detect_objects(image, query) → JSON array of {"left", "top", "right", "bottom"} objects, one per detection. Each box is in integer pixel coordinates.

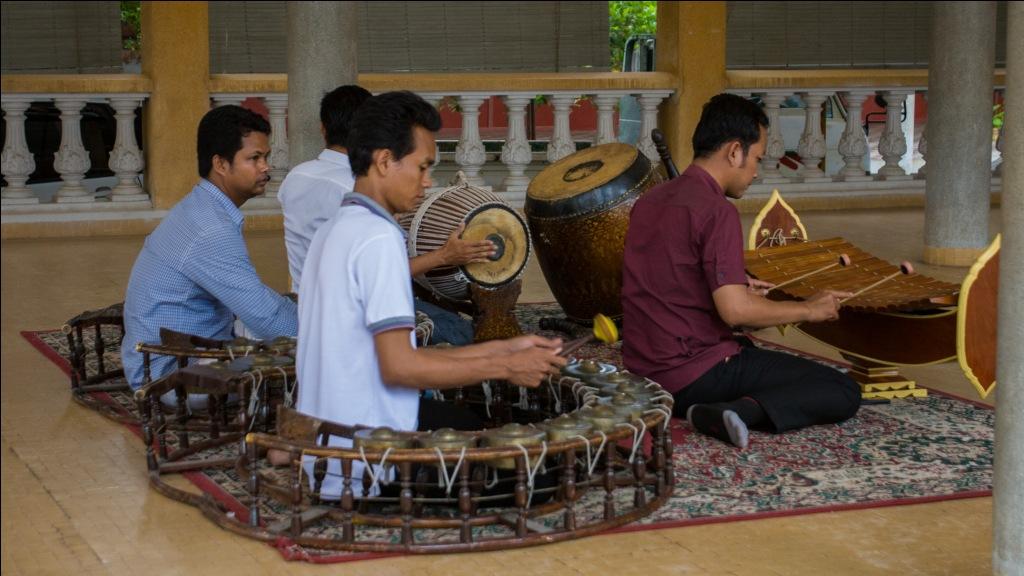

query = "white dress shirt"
[{"left": 278, "top": 148, "right": 354, "bottom": 292}]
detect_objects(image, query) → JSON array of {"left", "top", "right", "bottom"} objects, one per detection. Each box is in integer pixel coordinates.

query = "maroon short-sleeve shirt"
[{"left": 621, "top": 165, "right": 747, "bottom": 393}]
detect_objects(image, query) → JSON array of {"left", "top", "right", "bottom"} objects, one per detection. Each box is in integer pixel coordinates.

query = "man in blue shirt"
[{"left": 121, "top": 105, "right": 298, "bottom": 389}]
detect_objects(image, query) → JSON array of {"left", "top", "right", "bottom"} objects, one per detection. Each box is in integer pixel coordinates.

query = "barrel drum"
[{"left": 524, "top": 143, "right": 660, "bottom": 323}]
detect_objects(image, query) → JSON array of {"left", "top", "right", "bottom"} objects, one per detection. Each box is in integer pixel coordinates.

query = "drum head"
[
  {"left": 461, "top": 205, "right": 530, "bottom": 287},
  {"left": 527, "top": 143, "right": 638, "bottom": 202}
]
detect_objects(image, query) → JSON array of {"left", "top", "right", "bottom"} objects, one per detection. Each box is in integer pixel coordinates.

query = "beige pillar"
[
  {"left": 993, "top": 6, "right": 1024, "bottom": 575},
  {"left": 286, "top": 2, "right": 358, "bottom": 168},
  {"left": 923, "top": 2, "right": 997, "bottom": 266},
  {"left": 141, "top": 2, "right": 210, "bottom": 210},
  {"left": 655, "top": 2, "right": 727, "bottom": 165}
]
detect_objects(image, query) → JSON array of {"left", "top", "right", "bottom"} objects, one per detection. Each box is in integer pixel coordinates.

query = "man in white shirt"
[
  {"left": 279, "top": 85, "right": 492, "bottom": 345},
  {"left": 296, "top": 91, "right": 565, "bottom": 497}
]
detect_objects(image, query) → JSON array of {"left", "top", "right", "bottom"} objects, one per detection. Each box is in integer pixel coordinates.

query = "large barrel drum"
[
  {"left": 525, "top": 143, "right": 660, "bottom": 324},
  {"left": 397, "top": 177, "right": 531, "bottom": 303}
]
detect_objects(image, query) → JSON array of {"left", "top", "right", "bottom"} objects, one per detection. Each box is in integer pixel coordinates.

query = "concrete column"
[
  {"left": 993, "top": 7, "right": 1024, "bottom": 575},
  {"left": 924, "top": 2, "right": 997, "bottom": 266},
  {"left": 141, "top": 1, "right": 210, "bottom": 210},
  {"left": 655, "top": 2, "right": 727, "bottom": 164},
  {"left": 287, "top": 2, "right": 358, "bottom": 169}
]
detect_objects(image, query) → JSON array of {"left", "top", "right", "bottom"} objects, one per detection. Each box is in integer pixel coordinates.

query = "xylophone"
[{"left": 744, "top": 190, "right": 998, "bottom": 399}]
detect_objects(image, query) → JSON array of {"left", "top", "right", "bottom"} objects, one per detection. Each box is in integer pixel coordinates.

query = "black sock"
[{"left": 724, "top": 397, "right": 766, "bottom": 428}]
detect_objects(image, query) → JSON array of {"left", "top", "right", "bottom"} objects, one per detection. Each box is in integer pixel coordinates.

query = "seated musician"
[
  {"left": 121, "top": 105, "right": 298, "bottom": 390},
  {"left": 295, "top": 91, "right": 565, "bottom": 495},
  {"left": 279, "top": 84, "right": 492, "bottom": 345},
  {"left": 621, "top": 93, "right": 860, "bottom": 449}
]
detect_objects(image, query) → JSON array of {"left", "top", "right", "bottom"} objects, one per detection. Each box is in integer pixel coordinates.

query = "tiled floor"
[{"left": 1, "top": 206, "right": 1000, "bottom": 575}]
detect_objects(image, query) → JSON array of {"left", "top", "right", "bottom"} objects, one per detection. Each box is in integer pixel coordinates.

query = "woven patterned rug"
[{"left": 22, "top": 302, "right": 993, "bottom": 563}]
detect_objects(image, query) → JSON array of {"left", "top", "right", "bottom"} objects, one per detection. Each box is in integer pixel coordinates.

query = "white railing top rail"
[{"left": 726, "top": 69, "right": 1007, "bottom": 91}]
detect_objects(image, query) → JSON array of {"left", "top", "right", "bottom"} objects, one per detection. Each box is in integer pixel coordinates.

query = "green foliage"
[
  {"left": 993, "top": 103, "right": 1004, "bottom": 129},
  {"left": 609, "top": 1, "right": 657, "bottom": 72},
  {"left": 121, "top": 1, "right": 141, "bottom": 52}
]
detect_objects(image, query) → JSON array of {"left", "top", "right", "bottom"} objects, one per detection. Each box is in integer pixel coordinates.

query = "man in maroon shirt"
[{"left": 622, "top": 94, "right": 860, "bottom": 449}]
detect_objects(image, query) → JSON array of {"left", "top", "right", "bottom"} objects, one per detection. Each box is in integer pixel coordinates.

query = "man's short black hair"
[
  {"left": 197, "top": 105, "right": 271, "bottom": 178},
  {"left": 321, "top": 85, "right": 372, "bottom": 148},
  {"left": 347, "top": 91, "right": 442, "bottom": 177},
  {"left": 691, "top": 93, "right": 769, "bottom": 160}
]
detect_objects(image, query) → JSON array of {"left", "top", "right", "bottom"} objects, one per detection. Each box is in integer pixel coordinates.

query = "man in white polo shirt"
[
  {"left": 279, "top": 84, "right": 491, "bottom": 345},
  {"left": 296, "top": 91, "right": 565, "bottom": 497}
]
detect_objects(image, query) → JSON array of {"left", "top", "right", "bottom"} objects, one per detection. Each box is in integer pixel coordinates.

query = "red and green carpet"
[{"left": 22, "top": 302, "right": 993, "bottom": 563}]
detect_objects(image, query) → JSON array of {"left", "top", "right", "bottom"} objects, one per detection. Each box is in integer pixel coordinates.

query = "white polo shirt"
[
  {"left": 278, "top": 149, "right": 354, "bottom": 293},
  {"left": 296, "top": 193, "right": 419, "bottom": 498}
]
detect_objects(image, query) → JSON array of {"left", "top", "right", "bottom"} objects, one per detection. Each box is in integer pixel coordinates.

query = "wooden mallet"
[
  {"left": 767, "top": 253, "right": 852, "bottom": 294},
  {"left": 840, "top": 261, "right": 915, "bottom": 304},
  {"left": 560, "top": 313, "right": 619, "bottom": 357}
]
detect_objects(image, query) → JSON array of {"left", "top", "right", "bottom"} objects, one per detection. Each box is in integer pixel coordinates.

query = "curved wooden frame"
[
  {"left": 136, "top": 360, "right": 675, "bottom": 554},
  {"left": 957, "top": 234, "right": 1000, "bottom": 399}
]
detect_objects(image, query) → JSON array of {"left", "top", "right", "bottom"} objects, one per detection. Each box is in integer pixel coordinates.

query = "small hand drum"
[{"left": 399, "top": 175, "right": 531, "bottom": 303}]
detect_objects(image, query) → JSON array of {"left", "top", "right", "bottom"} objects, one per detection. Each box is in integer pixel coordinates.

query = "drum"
[
  {"left": 525, "top": 143, "right": 660, "bottom": 323},
  {"left": 397, "top": 176, "right": 531, "bottom": 302}
]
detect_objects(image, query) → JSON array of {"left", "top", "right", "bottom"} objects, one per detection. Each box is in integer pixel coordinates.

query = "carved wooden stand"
[{"left": 471, "top": 279, "right": 523, "bottom": 342}]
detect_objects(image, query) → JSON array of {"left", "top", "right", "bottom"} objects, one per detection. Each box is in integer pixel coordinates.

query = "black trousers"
[
  {"left": 672, "top": 340, "right": 861, "bottom": 432},
  {"left": 418, "top": 398, "right": 484, "bottom": 432}
]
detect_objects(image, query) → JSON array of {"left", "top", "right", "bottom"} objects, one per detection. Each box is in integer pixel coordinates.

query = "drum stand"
[{"left": 470, "top": 279, "right": 524, "bottom": 342}]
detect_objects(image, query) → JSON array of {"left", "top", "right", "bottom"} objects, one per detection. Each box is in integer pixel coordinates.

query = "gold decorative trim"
[{"left": 957, "top": 234, "right": 1000, "bottom": 399}]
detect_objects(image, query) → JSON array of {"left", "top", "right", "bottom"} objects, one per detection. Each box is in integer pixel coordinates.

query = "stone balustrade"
[
  {"left": 2, "top": 70, "right": 1008, "bottom": 217},
  {"left": 2, "top": 93, "right": 149, "bottom": 208},
  {"left": 727, "top": 86, "right": 1005, "bottom": 197},
  {"left": 208, "top": 88, "right": 675, "bottom": 209}
]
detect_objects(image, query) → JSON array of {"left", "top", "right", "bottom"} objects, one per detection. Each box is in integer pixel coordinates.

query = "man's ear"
[
  {"left": 371, "top": 148, "right": 393, "bottom": 176},
  {"left": 211, "top": 154, "right": 231, "bottom": 176},
  {"left": 725, "top": 140, "right": 745, "bottom": 168}
]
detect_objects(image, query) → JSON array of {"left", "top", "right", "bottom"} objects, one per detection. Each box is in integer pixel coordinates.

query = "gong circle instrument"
[
  {"left": 525, "top": 143, "right": 660, "bottom": 324},
  {"left": 218, "top": 359, "right": 674, "bottom": 554},
  {"left": 397, "top": 175, "right": 531, "bottom": 303}
]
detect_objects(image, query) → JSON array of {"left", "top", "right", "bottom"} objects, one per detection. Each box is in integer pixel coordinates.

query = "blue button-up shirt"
[{"left": 121, "top": 179, "right": 298, "bottom": 388}]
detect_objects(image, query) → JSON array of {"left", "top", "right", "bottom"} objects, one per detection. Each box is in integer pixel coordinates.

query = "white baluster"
[
  {"left": 759, "top": 92, "right": 789, "bottom": 183},
  {"left": 212, "top": 94, "right": 246, "bottom": 108},
  {"left": 53, "top": 98, "right": 93, "bottom": 203},
  {"left": 877, "top": 89, "right": 913, "bottom": 180},
  {"left": 499, "top": 95, "right": 533, "bottom": 197},
  {"left": 263, "top": 94, "right": 289, "bottom": 198},
  {"left": 107, "top": 96, "right": 148, "bottom": 202},
  {"left": 593, "top": 94, "right": 618, "bottom": 146},
  {"left": 637, "top": 93, "right": 667, "bottom": 164},
  {"left": 454, "top": 95, "right": 487, "bottom": 187},
  {"left": 546, "top": 94, "right": 576, "bottom": 163},
  {"left": 1, "top": 97, "right": 39, "bottom": 205},
  {"left": 916, "top": 124, "right": 929, "bottom": 180},
  {"left": 836, "top": 90, "right": 875, "bottom": 182},
  {"left": 796, "top": 92, "right": 830, "bottom": 182}
]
